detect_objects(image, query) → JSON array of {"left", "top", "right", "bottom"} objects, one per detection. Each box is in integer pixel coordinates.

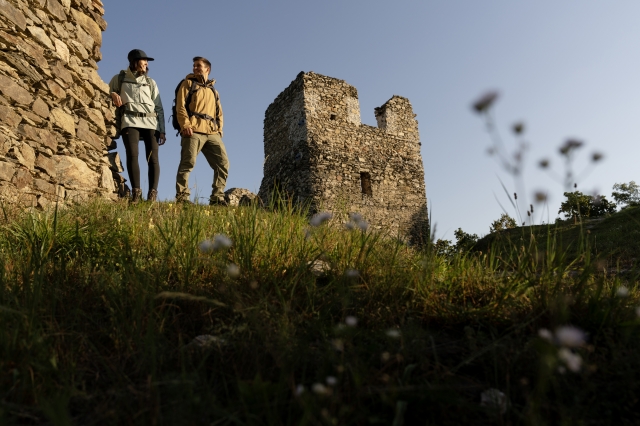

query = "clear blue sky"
[{"left": 98, "top": 0, "right": 640, "bottom": 240}]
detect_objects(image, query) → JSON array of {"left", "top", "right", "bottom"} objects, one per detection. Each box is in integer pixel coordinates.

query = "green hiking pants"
[{"left": 176, "top": 132, "right": 229, "bottom": 201}]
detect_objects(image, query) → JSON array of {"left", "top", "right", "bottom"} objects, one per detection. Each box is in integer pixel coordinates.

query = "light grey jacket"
[{"left": 108, "top": 68, "right": 165, "bottom": 134}]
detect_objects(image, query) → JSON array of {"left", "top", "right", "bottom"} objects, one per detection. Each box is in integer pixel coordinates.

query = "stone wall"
[
  {"left": 259, "top": 71, "right": 429, "bottom": 244},
  {"left": 0, "top": 0, "right": 118, "bottom": 208}
]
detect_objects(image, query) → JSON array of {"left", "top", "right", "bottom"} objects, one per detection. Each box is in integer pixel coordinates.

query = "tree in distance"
[
  {"left": 558, "top": 191, "right": 616, "bottom": 223},
  {"left": 611, "top": 181, "right": 640, "bottom": 209},
  {"left": 489, "top": 213, "right": 517, "bottom": 233}
]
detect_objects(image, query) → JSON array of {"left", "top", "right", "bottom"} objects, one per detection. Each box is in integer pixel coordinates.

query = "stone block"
[
  {"left": 50, "top": 108, "right": 76, "bottom": 136},
  {"left": 18, "top": 109, "right": 43, "bottom": 125},
  {"left": 35, "top": 154, "right": 56, "bottom": 176},
  {"left": 0, "top": 161, "right": 15, "bottom": 181},
  {"left": 70, "top": 8, "right": 101, "bottom": 46},
  {"left": 99, "top": 164, "right": 114, "bottom": 191},
  {"left": 54, "top": 155, "right": 98, "bottom": 189},
  {"left": 85, "top": 68, "right": 109, "bottom": 94},
  {"left": 51, "top": 61, "right": 73, "bottom": 85},
  {"left": 85, "top": 108, "right": 106, "bottom": 134},
  {"left": 53, "top": 38, "right": 70, "bottom": 63},
  {"left": 12, "top": 168, "right": 32, "bottom": 189},
  {"left": 46, "top": 80, "right": 66, "bottom": 99},
  {"left": 0, "top": 104, "right": 22, "bottom": 126},
  {"left": 38, "top": 128, "right": 59, "bottom": 151},
  {"left": 26, "top": 26, "right": 54, "bottom": 50},
  {"left": 0, "top": 74, "right": 34, "bottom": 105},
  {"left": 74, "top": 25, "right": 94, "bottom": 50},
  {"left": 76, "top": 118, "right": 102, "bottom": 150},
  {"left": 19, "top": 143, "right": 35, "bottom": 170},
  {"left": 31, "top": 98, "right": 50, "bottom": 118},
  {"left": 107, "top": 151, "right": 123, "bottom": 172},
  {"left": 0, "top": 0, "right": 27, "bottom": 31},
  {"left": 34, "top": 178, "right": 55, "bottom": 194},
  {"left": 46, "top": 0, "right": 67, "bottom": 21},
  {"left": 0, "top": 133, "right": 10, "bottom": 156},
  {"left": 70, "top": 40, "right": 89, "bottom": 60}
]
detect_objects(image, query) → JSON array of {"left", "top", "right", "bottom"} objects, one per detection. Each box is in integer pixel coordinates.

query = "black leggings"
[{"left": 122, "top": 127, "right": 159, "bottom": 191}]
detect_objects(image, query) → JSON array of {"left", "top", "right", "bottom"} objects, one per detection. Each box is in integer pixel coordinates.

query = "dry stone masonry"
[
  {"left": 0, "top": 0, "right": 122, "bottom": 208},
  {"left": 259, "top": 72, "right": 429, "bottom": 244}
]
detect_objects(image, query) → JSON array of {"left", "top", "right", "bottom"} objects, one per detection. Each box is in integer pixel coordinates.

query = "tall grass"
[{"left": 0, "top": 199, "right": 638, "bottom": 425}]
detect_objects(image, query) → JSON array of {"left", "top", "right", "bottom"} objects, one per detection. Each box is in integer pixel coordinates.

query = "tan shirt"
[{"left": 176, "top": 73, "right": 223, "bottom": 136}]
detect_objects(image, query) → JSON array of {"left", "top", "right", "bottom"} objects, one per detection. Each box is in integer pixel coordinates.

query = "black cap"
[{"left": 127, "top": 49, "right": 154, "bottom": 62}]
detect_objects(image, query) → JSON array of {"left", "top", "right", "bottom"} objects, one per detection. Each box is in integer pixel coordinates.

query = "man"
[{"left": 175, "top": 56, "right": 229, "bottom": 205}]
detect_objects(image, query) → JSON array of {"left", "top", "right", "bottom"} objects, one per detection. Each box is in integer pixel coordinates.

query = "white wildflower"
[
  {"left": 212, "top": 234, "right": 233, "bottom": 250},
  {"left": 558, "top": 348, "right": 582, "bottom": 372},
  {"left": 386, "top": 329, "right": 401, "bottom": 339},
  {"left": 555, "top": 326, "right": 586, "bottom": 348},
  {"left": 331, "top": 339, "right": 344, "bottom": 352},
  {"left": 349, "top": 213, "right": 363, "bottom": 222},
  {"left": 198, "top": 240, "right": 214, "bottom": 253},
  {"left": 345, "top": 268, "right": 359, "bottom": 278},
  {"left": 310, "top": 212, "right": 332, "bottom": 227},
  {"left": 326, "top": 376, "right": 338, "bottom": 386},
  {"left": 295, "top": 384, "right": 305, "bottom": 396},
  {"left": 480, "top": 388, "right": 508, "bottom": 415},
  {"left": 616, "top": 286, "right": 629, "bottom": 297},
  {"left": 345, "top": 316, "right": 358, "bottom": 327},
  {"left": 538, "top": 328, "right": 553, "bottom": 342},
  {"left": 312, "top": 383, "right": 329, "bottom": 395},
  {"left": 347, "top": 212, "right": 368, "bottom": 231},
  {"left": 226, "top": 263, "right": 240, "bottom": 278},
  {"left": 189, "top": 335, "right": 226, "bottom": 348}
]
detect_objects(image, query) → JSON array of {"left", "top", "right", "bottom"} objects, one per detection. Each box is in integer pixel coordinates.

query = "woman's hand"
[
  {"left": 111, "top": 92, "right": 123, "bottom": 107},
  {"left": 158, "top": 133, "right": 166, "bottom": 145}
]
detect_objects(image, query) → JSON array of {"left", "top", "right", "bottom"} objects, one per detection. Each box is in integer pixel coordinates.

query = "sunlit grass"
[{"left": 0, "top": 199, "right": 638, "bottom": 424}]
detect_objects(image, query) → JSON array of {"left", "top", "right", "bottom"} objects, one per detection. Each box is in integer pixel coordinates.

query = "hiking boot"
[
  {"left": 131, "top": 188, "right": 143, "bottom": 203},
  {"left": 209, "top": 197, "right": 228, "bottom": 207},
  {"left": 147, "top": 189, "right": 158, "bottom": 202},
  {"left": 176, "top": 193, "right": 193, "bottom": 204}
]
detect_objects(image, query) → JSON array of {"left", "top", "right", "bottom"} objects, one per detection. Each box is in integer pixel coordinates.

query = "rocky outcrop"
[
  {"left": 224, "top": 187, "right": 258, "bottom": 206},
  {"left": 0, "top": 0, "right": 119, "bottom": 208}
]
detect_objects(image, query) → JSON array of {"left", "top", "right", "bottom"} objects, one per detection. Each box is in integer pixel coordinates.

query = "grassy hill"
[
  {"left": 0, "top": 200, "right": 638, "bottom": 425},
  {"left": 475, "top": 206, "right": 640, "bottom": 275}
]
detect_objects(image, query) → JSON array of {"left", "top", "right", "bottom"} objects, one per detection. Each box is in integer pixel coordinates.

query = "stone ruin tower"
[
  {"left": 259, "top": 71, "right": 429, "bottom": 244},
  {"left": 0, "top": 0, "right": 123, "bottom": 208}
]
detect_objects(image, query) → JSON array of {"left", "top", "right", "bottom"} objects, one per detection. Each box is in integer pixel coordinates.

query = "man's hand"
[
  {"left": 181, "top": 128, "right": 194, "bottom": 137},
  {"left": 111, "top": 92, "right": 123, "bottom": 107},
  {"left": 158, "top": 133, "right": 166, "bottom": 145}
]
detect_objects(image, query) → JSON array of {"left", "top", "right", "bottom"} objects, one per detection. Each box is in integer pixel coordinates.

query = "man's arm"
[
  {"left": 176, "top": 79, "right": 192, "bottom": 136},
  {"left": 215, "top": 89, "right": 223, "bottom": 137},
  {"left": 151, "top": 80, "right": 165, "bottom": 134}
]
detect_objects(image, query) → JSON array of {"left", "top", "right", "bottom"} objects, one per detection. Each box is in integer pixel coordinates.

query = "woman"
[{"left": 109, "top": 49, "right": 166, "bottom": 202}]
